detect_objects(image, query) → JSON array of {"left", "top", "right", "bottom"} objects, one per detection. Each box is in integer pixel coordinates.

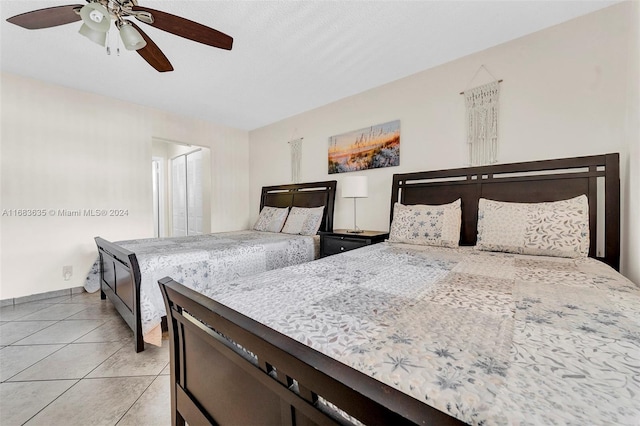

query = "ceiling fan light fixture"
[
  {"left": 78, "top": 23, "right": 107, "bottom": 46},
  {"left": 133, "top": 11, "right": 154, "bottom": 25},
  {"left": 7, "top": 1, "right": 232, "bottom": 72},
  {"left": 80, "top": 3, "right": 110, "bottom": 32},
  {"left": 119, "top": 21, "right": 147, "bottom": 51}
]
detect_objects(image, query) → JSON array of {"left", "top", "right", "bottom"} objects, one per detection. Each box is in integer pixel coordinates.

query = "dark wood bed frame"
[
  {"left": 95, "top": 180, "right": 337, "bottom": 352},
  {"left": 390, "top": 152, "right": 620, "bottom": 270},
  {"left": 159, "top": 153, "right": 620, "bottom": 425}
]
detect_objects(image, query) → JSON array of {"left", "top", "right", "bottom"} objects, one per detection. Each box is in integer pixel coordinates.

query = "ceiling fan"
[{"left": 6, "top": 0, "right": 233, "bottom": 72}]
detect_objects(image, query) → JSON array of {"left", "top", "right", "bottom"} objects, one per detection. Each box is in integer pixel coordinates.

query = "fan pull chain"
[{"left": 104, "top": 30, "right": 121, "bottom": 57}]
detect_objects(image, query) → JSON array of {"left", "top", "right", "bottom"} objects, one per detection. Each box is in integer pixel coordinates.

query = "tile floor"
[{"left": 0, "top": 291, "right": 170, "bottom": 425}]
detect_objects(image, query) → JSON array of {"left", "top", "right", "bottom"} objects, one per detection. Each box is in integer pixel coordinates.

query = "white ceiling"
[{"left": 1, "top": 0, "right": 620, "bottom": 131}]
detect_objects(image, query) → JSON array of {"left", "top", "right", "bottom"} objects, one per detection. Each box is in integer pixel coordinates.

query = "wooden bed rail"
[
  {"left": 95, "top": 236, "right": 144, "bottom": 352},
  {"left": 159, "top": 277, "right": 464, "bottom": 426}
]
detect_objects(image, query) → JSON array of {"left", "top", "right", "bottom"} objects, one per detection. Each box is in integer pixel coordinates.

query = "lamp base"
[{"left": 346, "top": 229, "right": 364, "bottom": 234}]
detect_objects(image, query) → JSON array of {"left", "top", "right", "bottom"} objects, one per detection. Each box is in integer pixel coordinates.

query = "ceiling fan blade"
[
  {"left": 6, "top": 5, "right": 83, "bottom": 30},
  {"left": 131, "top": 6, "right": 233, "bottom": 50},
  {"left": 131, "top": 22, "right": 174, "bottom": 72}
]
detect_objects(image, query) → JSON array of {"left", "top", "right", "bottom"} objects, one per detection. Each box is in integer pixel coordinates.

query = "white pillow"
[
  {"left": 253, "top": 206, "right": 289, "bottom": 233},
  {"left": 388, "top": 200, "right": 461, "bottom": 248},
  {"left": 281, "top": 206, "right": 325, "bottom": 235},
  {"left": 476, "top": 195, "right": 589, "bottom": 258}
]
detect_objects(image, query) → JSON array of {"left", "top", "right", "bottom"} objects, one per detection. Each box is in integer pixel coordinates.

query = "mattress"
[
  {"left": 85, "top": 230, "right": 319, "bottom": 343},
  {"left": 197, "top": 242, "right": 640, "bottom": 425}
]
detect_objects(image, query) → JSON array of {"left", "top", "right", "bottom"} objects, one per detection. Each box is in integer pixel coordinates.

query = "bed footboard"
[
  {"left": 95, "top": 237, "right": 144, "bottom": 352},
  {"left": 159, "top": 277, "right": 464, "bottom": 426}
]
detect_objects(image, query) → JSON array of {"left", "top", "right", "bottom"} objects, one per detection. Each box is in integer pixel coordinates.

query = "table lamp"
[{"left": 342, "top": 175, "right": 368, "bottom": 233}]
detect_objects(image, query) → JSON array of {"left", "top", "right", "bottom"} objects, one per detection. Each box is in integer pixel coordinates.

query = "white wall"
[
  {"left": 0, "top": 73, "right": 250, "bottom": 299},
  {"left": 249, "top": 3, "right": 639, "bottom": 283},
  {"left": 623, "top": 1, "right": 640, "bottom": 285}
]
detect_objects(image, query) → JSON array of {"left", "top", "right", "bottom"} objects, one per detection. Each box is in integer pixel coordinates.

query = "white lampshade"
[
  {"left": 78, "top": 23, "right": 107, "bottom": 46},
  {"left": 119, "top": 22, "right": 147, "bottom": 51},
  {"left": 342, "top": 176, "right": 368, "bottom": 198},
  {"left": 80, "top": 3, "right": 111, "bottom": 32}
]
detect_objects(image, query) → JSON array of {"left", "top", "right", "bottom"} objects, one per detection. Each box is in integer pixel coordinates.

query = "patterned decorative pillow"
[
  {"left": 388, "top": 200, "right": 461, "bottom": 248},
  {"left": 253, "top": 206, "right": 289, "bottom": 233},
  {"left": 281, "top": 206, "right": 325, "bottom": 235},
  {"left": 476, "top": 195, "right": 589, "bottom": 258}
]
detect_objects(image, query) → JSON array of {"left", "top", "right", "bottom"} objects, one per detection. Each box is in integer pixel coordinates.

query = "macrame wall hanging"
[
  {"left": 460, "top": 66, "right": 502, "bottom": 166},
  {"left": 288, "top": 137, "right": 303, "bottom": 184}
]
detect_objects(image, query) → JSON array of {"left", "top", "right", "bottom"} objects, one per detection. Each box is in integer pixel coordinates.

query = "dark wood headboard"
[
  {"left": 260, "top": 180, "right": 337, "bottom": 233},
  {"left": 390, "top": 153, "right": 620, "bottom": 270}
]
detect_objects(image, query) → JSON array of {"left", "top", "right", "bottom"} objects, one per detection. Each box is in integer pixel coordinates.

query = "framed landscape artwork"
[{"left": 328, "top": 120, "right": 400, "bottom": 174}]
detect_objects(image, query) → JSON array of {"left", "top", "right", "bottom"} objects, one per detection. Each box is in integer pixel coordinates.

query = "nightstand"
[{"left": 319, "top": 229, "right": 389, "bottom": 258}]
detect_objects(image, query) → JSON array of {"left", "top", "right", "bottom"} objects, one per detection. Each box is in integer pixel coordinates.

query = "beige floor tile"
[
  {"left": 88, "top": 340, "right": 170, "bottom": 378},
  {"left": 18, "top": 303, "right": 94, "bottom": 321},
  {"left": 0, "top": 344, "right": 65, "bottom": 382},
  {"left": 1, "top": 291, "right": 175, "bottom": 426},
  {"left": 57, "top": 292, "right": 100, "bottom": 304},
  {"left": 0, "top": 320, "right": 57, "bottom": 345},
  {"left": 160, "top": 362, "right": 170, "bottom": 375},
  {"left": 13, "top": 319, "right": 105, "bottom": 345},
  {"left": 118, "top": 375, "right": 171, "bottom": 426},
  {"left": 30, "top": 295, "right": 74, "bottom": 304},
  {"left": 66, "top": 302, "right": 120, "bottom": 320},
  {"left": 0, "top": 303, "right": 51, "bottom": 321},
  {"left": 0, "top": 380, "right": 77, "bottom": 425},
  {"left": 74, "top": 318, "right": 134, "bottom": 344},
  {"left": 9, "top": 342, "right": 123, "bottom": 381},
  {"left": 25, "top": 376, "right": 154, "bottom": 426}
]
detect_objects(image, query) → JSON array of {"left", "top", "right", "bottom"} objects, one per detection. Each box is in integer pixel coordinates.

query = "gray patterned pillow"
[
  {"left": 281, "top": 206, "right": 325, "bottom": 235},
  {"left": 389, "top": 200, "right": 461, "bottom": 248},
  {"left": 476, "top": 195, "right": 589, "bottom": 258},
  {"left": 253, "top": 206, "right": 289, "bottom": 233}
]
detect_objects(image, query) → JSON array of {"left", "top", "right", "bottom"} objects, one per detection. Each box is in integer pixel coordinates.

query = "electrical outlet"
[{"left": 63, "top": 265, "right": 73, "bottom": 281}]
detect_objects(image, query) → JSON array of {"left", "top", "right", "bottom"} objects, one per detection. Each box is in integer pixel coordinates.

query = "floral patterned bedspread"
[
  {"left": 85, "top": 230, "right": 318, "bottom": 340},
  {"left": 199, "top": 242, "right": 640, "bottom": 425}
]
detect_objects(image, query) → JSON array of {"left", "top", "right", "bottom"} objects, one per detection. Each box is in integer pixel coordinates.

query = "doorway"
[
  {"left": 152, "top": 138, "right": 211, "bottom": 237},
  {"left": 171, "top": 149, "right": 203, "bottom": 236}
]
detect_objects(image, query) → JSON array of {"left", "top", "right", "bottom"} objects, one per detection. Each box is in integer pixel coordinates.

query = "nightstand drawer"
[
  {"left": 323, "top": 236, "right": 367, "bottom": 255},
  {"left": 319, "top": 230, "right": 389, "bottom": 258}
]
